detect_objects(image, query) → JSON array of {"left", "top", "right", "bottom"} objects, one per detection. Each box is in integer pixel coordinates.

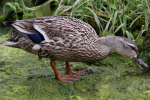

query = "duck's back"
[{"left": 4, "top": 16, "right": 98, "bottom": 42}]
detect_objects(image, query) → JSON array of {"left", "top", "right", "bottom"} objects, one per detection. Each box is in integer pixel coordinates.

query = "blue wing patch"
[{"left": 27, "top": 33, "right": 43, "bottom": 44}]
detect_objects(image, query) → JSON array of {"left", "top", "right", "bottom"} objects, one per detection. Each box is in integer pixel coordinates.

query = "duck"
[{"left": 0, "top": 16, "right": 148, "bottom": 83}]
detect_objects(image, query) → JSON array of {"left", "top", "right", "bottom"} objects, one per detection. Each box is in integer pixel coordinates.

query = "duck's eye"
[
  {"left": 131, "top": 46, "right": 136, "bottom": 50},
  {"left": 127, "top": 42, "right": 137, "bottom": 51}
]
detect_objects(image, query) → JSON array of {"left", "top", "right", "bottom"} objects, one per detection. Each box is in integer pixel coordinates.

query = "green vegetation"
[
  {"left": 0, "top": 0, "right": 150, "bottom": 99},
  {"left": 53, "top": 0, "right": 150, "bottom": 40}
]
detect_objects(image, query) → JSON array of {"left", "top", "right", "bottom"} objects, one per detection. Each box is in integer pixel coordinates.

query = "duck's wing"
[
  {"left": 33, "top": 16, "right": 98, "bottom": 40},
  {"left": 3, "top": 16, "right": 98, "bottom": 42}
]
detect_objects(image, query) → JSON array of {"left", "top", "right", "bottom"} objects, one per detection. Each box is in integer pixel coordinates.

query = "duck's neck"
[
  {"left": 104, "top": 36, "right": 124, "bottom": 54},
  {"left": 91, "top": 36, "right": 113, "bottom": 60},
  {"left": 95, "top": 36, "right": 123, "bottom": 57}
]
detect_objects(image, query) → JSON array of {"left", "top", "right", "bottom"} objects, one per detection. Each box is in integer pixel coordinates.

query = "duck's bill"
[{"left": 133, "top": 57, "right": 148, "bottom": 70}]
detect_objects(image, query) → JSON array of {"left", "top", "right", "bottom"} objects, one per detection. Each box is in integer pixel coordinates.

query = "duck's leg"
[
  {"left": 65, "top": 62, "right": 88, "bottom": 75},
  {"left": 50, "top": 61, "right": 80, "bottom": 83}
]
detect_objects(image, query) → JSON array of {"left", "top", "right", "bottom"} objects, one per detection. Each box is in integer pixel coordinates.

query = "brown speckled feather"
[
  {"left": 4, "top": 16, "right": 109, "bottom": 62},
  {"left": 8, "top": 16, "right": 98, "bottom": 41}
]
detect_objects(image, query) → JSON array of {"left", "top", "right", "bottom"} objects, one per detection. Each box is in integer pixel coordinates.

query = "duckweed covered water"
[{"left": 0, "top": 35, "right": 150, "bottom": 100}]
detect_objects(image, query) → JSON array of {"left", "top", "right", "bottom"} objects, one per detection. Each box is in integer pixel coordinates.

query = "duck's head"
[{"left": 106, "top": 36, "right": 148, "bottom": 70}]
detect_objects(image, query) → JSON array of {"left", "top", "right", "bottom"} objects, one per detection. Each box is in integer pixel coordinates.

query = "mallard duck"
[{"left": 0, "top": 16, "right": 148, "bottom": 83}]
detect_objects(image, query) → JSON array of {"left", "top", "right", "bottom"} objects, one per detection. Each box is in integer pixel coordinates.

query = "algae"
[{"left": 0, "top": 34, "right": 150, "bottom": 100}]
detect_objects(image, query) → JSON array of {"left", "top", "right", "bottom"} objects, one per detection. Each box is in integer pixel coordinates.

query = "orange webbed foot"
[
  {"left": 50, "top": 61, "right": 81, "bottom": 83},
  {"left": 65, "top": 62, "right": 88, "bottom": 75},
  {"left": 56, "top": 75, "right": 81, "bottom": 83}
]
